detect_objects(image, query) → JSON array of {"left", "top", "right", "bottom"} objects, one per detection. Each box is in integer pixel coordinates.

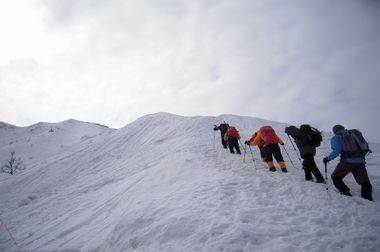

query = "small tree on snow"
[{"left": 2, "top": 151, "right": 25, "bottom": 175}]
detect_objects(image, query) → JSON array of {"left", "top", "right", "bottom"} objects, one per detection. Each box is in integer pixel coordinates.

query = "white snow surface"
[{"left": 0, "top": 113, "right": 379, "bottom": 252}]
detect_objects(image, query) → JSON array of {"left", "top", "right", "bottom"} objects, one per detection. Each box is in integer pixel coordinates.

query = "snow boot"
[
  {"left": 316, "top": 179, "right": 326, "bottom": 184},
  {"left": 361, "top": 182, "right": 373, "bottom": 201}
]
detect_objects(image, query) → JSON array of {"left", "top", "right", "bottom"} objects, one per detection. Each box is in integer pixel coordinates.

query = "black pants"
[
  {"left": 302, "top": 154, "right": 324, "bottom": 181},
  {"left": 263, "top": 144, "right": 283, "bottom": 162},
  {"left": 331, "top": 161, "right": 372, "bottom": 200},
  {"left": 228, "top": 137, "right": 241, "bottom": 154}
]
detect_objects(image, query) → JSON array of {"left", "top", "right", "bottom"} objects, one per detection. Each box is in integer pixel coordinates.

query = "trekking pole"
[
  {"left": 286, "top": 134, "right": 302, "bottom": 164},
  {"left": 324, "top": 162, "right": 331, "bottom": 201},
  {"left": 238, "top": 139, "right": 244, "bottom": 151},
  {"left": 281, "top": 145, "right": 297, "bottom": 170},
  {"left": 213, "top": 130, "right": 215, "bottom": 150},
  {"left": 248, "top": 145, "right": 257, "bottom": 170},
  {"left": 243, "top": 143, "right": 247, "bottom": 162},
  {"left": 324, "top": 163, "right": 329, "bottom": 192}
]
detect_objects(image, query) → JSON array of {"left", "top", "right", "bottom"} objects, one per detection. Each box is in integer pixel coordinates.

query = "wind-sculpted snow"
[{"left": 0, "top": 113, "right": 379, "bottom": 252}]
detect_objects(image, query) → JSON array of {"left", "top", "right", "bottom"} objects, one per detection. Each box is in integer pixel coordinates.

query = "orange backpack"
[{"left": 259, "top": 126, "right": 278, "bottom": 144}]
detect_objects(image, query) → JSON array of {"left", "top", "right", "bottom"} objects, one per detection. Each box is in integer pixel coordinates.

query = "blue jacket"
[{"left": 328, "top": 129, "right": 365, "bottom": 164}]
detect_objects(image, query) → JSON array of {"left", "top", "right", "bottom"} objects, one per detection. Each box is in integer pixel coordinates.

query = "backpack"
[
  {"left": 340, "top": 129, "right": 370, "bottom": 158},
  {"left": 259, "top": 126, "right": 278, "bottom": 144},
  {"left": 227, "top": 126, "right": 240, "bottom": 139},
  {"left": 300, "top": 124, "right": 322, "bottom": 147}
]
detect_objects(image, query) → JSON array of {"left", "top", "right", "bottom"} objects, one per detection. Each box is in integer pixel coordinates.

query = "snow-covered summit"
[{"left": 0, "top": 113, "right": 379, "bottom": 252}]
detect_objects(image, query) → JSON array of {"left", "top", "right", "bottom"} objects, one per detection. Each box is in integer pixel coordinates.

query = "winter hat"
[{"left": 332, "top": 124, "right": 345, "bottom": 134}]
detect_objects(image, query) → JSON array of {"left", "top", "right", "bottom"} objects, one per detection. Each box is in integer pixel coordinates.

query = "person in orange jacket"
[{"left": 245, "top": 126, "right": 288, "bottom": 172}]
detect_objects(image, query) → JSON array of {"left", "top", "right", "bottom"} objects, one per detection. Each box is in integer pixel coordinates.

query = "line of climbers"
[{"left": 213, "top": 122, "right": 373, "bottom": 201}]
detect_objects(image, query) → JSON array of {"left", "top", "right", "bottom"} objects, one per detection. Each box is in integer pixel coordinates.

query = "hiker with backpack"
[
  {"left": 323, "top": 125, "right": 373, "bottom": 201},
  {"left": 224, "top": 126, "right": 241, "bottom": 154},
  {"left": 213, "top": 122, "right": 229, "bottom": 149},
  {"left": 245, "top": 126, "right": 288, "bottom": 172},
  {"left": 285, "top": 125, "right": 325, "bottom": 183}
]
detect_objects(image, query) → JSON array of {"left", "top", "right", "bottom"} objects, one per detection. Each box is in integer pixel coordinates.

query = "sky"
[{"left": 0, "top": 0, "right": 380, "bottom": 142}]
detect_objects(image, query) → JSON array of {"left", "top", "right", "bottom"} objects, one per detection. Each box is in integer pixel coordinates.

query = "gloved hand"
[
  {"left": 280, "top": 143, "right": 284, "bottom": 146},
  {"left": 284, "top": 127, "right": 290, "bottom": 134},
  {"left": 323, "top": 157, "right": 329, "bottom": 164},
  {"left": 213, "top": 127, "right": 218, "bottom": 131},
  {"left": 244, "top": 140, "right": 250, "bottom": 145}
]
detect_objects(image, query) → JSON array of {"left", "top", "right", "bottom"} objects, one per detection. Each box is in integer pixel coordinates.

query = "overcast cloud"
[{"left": 0, "top": 0, "right": 380, "bottom": 141}]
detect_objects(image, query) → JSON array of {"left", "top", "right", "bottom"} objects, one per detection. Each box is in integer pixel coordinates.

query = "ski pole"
[
  {"left": 248, "top": 145, "right": 257, "bottom": 170},
  {"left": 324, "top": 162, "right": 330, "bottom": 201},
  {"left": 324, "top": 163, "right": 329, "bottom": 192},
  {"left": 287, "top": 134, "right": 302, "bottom": 163},
  {"left": 281, "top": 145, "right": 297, "bottom": 170},
  {"left": 238, "top": 139, "right": 244, "bottom": 151},
  {"left": 213, "top": 130, "right": 215, "bottom": 150},
  {"left": 243, "top": 142, "right": 247, "bottom": 162}
]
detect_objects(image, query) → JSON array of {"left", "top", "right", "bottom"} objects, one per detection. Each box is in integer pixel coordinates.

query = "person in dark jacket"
[
  {"left": 285, "top": 125, "right": 325, "bottom": 183},
  {"left": 323, "top": 125, "right": 373, "bottom": 201},
  {"left": 213, "top": 122, "right": 229, "bottom": 149}
]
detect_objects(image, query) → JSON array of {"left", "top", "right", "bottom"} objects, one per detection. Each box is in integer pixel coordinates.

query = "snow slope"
[
  {"left": 0, "top": 119, "right": 115, "bottom": 169},
  {"left": 0, "top": 113, "right": 379, "bottom": 252}
]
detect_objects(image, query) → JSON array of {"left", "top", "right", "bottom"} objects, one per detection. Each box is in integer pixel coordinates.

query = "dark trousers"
[
  {"left": 331, "top": 161, "right": 372, "bottom": 200},
  {"left": 228, "top": 137, "right": 241, "bottom": 154},
  {"left": 263, "top": 144, "right": 283, "bottom": 162},
  {"left": 302, "top": 154, "right": 324, "bottom": 181}
]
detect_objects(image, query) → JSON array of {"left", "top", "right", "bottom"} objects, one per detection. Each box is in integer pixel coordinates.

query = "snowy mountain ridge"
[{"left": 0, "top": 113, "right": 379, "bottom": 252}]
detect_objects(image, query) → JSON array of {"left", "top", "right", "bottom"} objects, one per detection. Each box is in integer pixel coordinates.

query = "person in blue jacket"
[{"left": 323, "top": 125, "right": 372, "bottom": 201}]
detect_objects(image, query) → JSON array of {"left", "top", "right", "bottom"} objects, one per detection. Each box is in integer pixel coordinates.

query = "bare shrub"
[{"left": 2, "top": 151, "right": 25, "bottom": 175}]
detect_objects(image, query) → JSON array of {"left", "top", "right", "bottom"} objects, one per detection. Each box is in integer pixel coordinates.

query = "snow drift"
[{"left": 0, "top": 113, "right": 379, "bottom": 252}]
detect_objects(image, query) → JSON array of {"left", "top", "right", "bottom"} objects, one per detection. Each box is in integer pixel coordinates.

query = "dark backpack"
[
  {"left": 300, "top": 124, "right": 322, "bottom": 147},
  {"left": 341, "top": 129, "right": 370, "bottom": 158}
]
